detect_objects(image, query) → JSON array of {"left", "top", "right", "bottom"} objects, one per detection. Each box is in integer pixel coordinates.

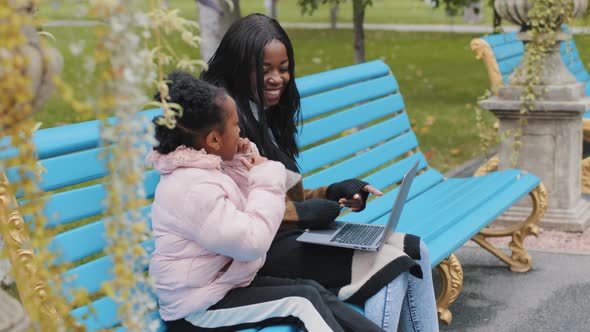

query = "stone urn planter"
[
  {"left": 494, "top": 0, "right": 587, "bottom": 28},
  {"left": 479, "top": 0, "right": 590, "bottom": 231},
  {"left": 494, "top": 0, "right": 588, "bottom": 87},
  {"left": 0, "top": 0, "right": 63, "bottom": 132}
]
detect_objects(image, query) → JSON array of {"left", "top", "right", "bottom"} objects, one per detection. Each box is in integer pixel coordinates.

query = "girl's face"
[
  {"left": 256, "top": 39, "right": 291, "bottom": 107},
  {"left": 217, "top": 96, "right": 241, "bottom": 161}
]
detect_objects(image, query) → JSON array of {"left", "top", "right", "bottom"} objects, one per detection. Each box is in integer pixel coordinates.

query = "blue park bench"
[{"left": 0, "top": 60, "right": 547, "bottom": 331}]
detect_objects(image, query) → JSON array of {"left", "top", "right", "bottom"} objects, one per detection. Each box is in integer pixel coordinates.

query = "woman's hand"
[
  {"left": 337, "top": 185, "right": 383, "bottom": 212},
  {"left": 240, "top": 154, "right": 267, "bottom": 170}
]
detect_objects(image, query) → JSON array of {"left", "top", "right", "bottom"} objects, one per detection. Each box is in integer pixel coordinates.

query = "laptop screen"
[{"left": 379, "top": 160, "right": 419, "bottom": 249}]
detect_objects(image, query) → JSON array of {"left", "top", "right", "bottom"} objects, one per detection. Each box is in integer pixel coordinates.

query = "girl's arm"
[
  {"left": 222, "top": 141, "right": 260, "bottom": 194},
  {"left": 181, "top": 161, "right": 286, "bottom": 262}
]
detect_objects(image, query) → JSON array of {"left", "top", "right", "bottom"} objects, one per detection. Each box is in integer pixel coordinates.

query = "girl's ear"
[{"left": 205, "top": 130, "right": 222, "bottom": 153}]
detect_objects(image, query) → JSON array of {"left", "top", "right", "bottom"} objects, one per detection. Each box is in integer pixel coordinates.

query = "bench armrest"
[{"left": 471, "top": 38, "right": 504, "bottom": 95}]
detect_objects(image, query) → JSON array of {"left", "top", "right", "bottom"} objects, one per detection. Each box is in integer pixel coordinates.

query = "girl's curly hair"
[{"left": 153, "top": 71, "right": 229, "bottom": 154}]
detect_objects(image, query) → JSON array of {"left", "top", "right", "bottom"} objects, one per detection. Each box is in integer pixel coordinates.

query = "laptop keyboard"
[{"left": 330, "top": 223, "right": 384, "bottom": 246}]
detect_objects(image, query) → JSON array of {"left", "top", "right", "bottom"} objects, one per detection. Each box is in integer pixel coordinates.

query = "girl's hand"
[
  {"left": 237, "top": 138, "right": 252, "bottom": 154},
  {"left": 338, "top": 185, "right": 383, "bottom": 212},
  {"left": 240, "top": 154, "right": 268, "bottom": 170}
]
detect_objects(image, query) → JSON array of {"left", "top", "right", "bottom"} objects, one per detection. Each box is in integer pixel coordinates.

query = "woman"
[{"left": 202, "top": 13, "right": 439, "bottom": 332}]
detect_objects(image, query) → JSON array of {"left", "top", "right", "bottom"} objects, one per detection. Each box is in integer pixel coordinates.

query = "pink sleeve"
[
  {"left": 222, "top": 142, "right": 261, "bottom": 195},
  {"left": 182, "top": 161, "right": 286, "bottom": 262}
]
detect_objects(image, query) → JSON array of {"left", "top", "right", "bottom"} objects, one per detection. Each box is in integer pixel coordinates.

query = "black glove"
[
  {"left": 293, "top": 198, "right": 341, "bottom": 229},
  {"left": 326, "top": 179, "right": 370, "bottom": 211}
]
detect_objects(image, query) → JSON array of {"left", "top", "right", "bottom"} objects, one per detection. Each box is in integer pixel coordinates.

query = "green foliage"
[
  {"left": 298, "top": 0, "right": 372, "bottom": 15},
  {"left": 429, "top": 0, "right": 482, "bottom": 16}
]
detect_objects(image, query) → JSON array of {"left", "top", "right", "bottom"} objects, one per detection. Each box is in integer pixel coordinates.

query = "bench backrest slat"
[
  {"left": 42, "top": 170, "right": 158, "bottom": 228},
  {"left": 48, "top": 206, "right": 152, "bottom": 264},
  {"left": 297, "top": 60, "right": 391, "bottom": 97},
  {"left": 300, "top": 75, "right": 398, "bottom": 121},
  {"left": 297, "top": 113, "right": 412, "bottom": 174},
  {"left": 303, "top": 132, "right": 420, "bottom": 188},
  {"left": 296, "top": 94, "right": 405, "bottom": 147},
  {"left": 61, "top": 241, "right": 153, "bottom": 300}
]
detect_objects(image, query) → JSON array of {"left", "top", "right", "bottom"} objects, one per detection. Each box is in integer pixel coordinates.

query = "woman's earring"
[{"left": 215, "top": 145, "right": 220, "bottom": 151}]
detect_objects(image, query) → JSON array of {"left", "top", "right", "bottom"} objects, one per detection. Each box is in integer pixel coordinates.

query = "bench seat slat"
[
  {"left": 296, "top": 60, "right": 391, "bottom": 98},
  {"left": 297, "top": 113, "right": 411, "bottom": 174},
  {"left": 297, "top": 94, "right": 405, "bottom": 148},
  {"left": 42, "top": 170, "right": 158, "bottom": 227},
  {"left": 112, "top": 311, "right": 165, "bottom": 332},
  {"left": 393, "top": 172, "right": 509, "bottom": 225},
  {"left": 396, "top": 171, "right": 536, "bottom": 239},
  {"left": 397, "top": 172, "right": 524, "bottom": 239},
  {"left": 341, "top": 168, "right": 443, "bottom": 224},
  {"left": 357, "top": 171, "right": 509, "bottom": 228},
  {"left": 49, "top": 205, "right": 152, "bottom": 264},
  {"left": 302, "top": 132, "right": 420, "bottom": 188},
  {"left": 300, "top": 75, "right": 398, "bottom": 121},
  {"left": 413, "top": 173, "right": 541, "bottom": 265},
  {"left": 70, "top": 285, "right": 158, "bottom": 331},
  {"left": 70, "top": 296, "right": 120, "bottom": 330}
]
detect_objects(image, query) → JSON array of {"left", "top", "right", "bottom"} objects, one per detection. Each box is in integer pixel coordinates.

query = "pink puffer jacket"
[{"left": 147, "top": 146, "right": 287, "bottom": 321}]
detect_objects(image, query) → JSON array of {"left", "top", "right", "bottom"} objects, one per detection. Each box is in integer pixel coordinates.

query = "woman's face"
[{"left": 255, "top": 39, "right": 291, "bottom": 107}]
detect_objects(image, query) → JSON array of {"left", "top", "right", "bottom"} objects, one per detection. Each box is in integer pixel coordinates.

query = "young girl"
[
  {"left": 202, "top": 14, "right": 440, "bottom": 332},
  {"left": 148, "top": 71, "right": 385, "bottom": 331}
]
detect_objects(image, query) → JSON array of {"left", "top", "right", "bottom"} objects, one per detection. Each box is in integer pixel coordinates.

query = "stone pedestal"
[
  {"left": 0, "top": 288, "right": 30, "bottom": 332},
  {"left": 480, "top": 68, "right": 590, "bottom": 231}
]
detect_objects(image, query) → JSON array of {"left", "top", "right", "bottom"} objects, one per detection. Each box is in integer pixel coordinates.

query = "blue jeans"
[{"left": 364, "top": 240, "right": 439, "bottom": 332}]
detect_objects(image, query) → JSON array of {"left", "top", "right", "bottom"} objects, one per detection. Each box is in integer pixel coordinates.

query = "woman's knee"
[
  {"left": 296, "top": 278, "right": 324, "bottom": 290},
  {"left": 419, "top": 239, "right": 430, "bottom": 261},
  {"left": 292, "top": 284, "right": 322, "bottom": 301}
]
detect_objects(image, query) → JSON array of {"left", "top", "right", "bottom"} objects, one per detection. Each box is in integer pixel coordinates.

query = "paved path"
[
  {"left": 438, "top": 246, "right": 590, "bottom": 331},
  {"left": 46, "top": 20, "right": 590, "bottom": 34}
]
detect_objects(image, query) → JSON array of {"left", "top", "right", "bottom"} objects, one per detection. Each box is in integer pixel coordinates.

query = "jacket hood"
[{"left": 146, "top": 146, "right": 222, "bottom": 174}]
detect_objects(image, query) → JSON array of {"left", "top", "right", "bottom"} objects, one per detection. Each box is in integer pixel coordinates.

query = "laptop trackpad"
[{"left": 299, "top": 222, "right": 343, "bottom": 239}]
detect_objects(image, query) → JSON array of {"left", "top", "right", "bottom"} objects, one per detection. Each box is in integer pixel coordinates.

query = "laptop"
[{"left": 296, "top": 160, "right": 419, "bottom": 251}]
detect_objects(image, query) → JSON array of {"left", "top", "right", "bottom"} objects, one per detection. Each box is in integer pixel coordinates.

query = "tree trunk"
[
  {"left": 330, "top": 3, "right": 339, "bottom": 30},
  {"left": 352, "top": 0, "right": 365, "bottom": 64},
  {"left": 264, "top": 0, "right": 278, "bottom": 18},
  {"left": 197, "top": 0, "right": 241, "bottom": 63},
  {"left": 463, "top": 0, "right": 482, "bottom": 23}
]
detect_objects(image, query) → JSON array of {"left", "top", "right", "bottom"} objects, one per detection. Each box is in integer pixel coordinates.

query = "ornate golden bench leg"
[
  {"left": 471, "top": 183, "right": 548, "bottom": 273},
  {"left": 435, "top": 254, "right": 463, "bottom": 325},
  {"left": 0, "top": 171, "right": 59, "bottom": 326},
  {"left": 582, "top": 156, "right": 590, "bottom": 194}
]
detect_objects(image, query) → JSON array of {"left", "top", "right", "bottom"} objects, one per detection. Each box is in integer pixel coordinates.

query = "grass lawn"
[
  {"left": 40, "top": 0, "right": 495, "bottom": 25},
  {"left": 38, "top": 25, "right": 499, "bottom": 173}
]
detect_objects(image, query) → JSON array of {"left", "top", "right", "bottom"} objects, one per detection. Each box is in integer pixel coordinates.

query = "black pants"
[{"left": 165, "top": 276, "right": 383, "bottom": 332}]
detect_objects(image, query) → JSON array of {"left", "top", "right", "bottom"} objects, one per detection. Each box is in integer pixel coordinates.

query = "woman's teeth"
[{"left": 264, "top": 89, "right": 280, "bottom": 96}]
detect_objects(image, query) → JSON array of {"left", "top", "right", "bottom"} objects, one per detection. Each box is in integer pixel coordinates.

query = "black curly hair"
[
  {"left": 152, "top": 71, "right": 229, "bottom": 154},
  {"left": 201, "top": 13, "right": 301, "bottom": 172}
]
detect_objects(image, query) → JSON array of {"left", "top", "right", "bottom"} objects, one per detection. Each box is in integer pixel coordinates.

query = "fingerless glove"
[
  {"left": 293, "top": 198, "right": 341, "bottom": 229},
  {"left": 326, "top": 179, "right": 370, "bottom": 211}
]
